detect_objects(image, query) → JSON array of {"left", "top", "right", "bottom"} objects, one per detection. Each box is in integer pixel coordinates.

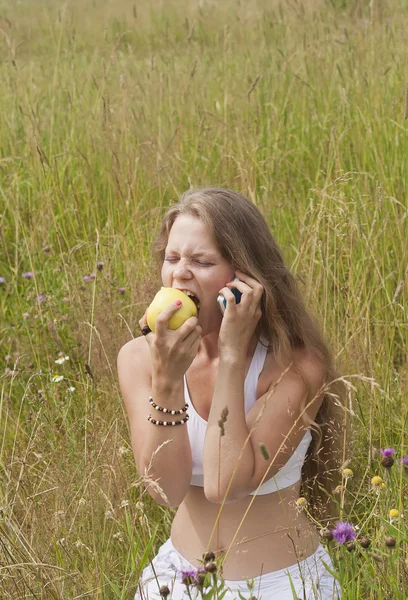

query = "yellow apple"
[{"left": 146, "top": 287, "right": 198, "bottom": 332}]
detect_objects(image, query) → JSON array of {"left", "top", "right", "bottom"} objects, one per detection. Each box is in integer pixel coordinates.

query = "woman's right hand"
[{"left": 139, "top": 301, "right": 202, "bottom": 382}]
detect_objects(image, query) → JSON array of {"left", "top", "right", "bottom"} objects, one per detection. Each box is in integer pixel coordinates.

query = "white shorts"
[{"left": 135, "top": 537, "right": 341, "bottom": 599}]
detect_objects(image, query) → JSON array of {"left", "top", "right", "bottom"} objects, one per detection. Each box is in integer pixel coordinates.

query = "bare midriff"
[{"left": 171, "top": 483, "right": 320, "bottom": 580}]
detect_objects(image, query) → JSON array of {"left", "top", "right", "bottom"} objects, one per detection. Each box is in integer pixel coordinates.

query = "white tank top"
[{"left": 184, "top": 335, "right": 312, "bottom": 495}]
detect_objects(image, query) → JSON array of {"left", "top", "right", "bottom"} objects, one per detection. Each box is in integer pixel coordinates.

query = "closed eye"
[{"left": 164, "top": 258, "right": 213, "bottom": 266}]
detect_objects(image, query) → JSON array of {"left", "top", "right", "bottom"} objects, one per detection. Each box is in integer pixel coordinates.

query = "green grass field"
[{"left": 0, "top": 0, "right": 407, "bottom": 597}]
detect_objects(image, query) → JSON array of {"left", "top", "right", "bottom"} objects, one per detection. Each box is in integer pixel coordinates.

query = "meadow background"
[{"left": 0, "top": 0, "right": 407, "bottom": 597}]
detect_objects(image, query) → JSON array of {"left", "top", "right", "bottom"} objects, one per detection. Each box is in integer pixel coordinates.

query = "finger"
[
  {"left": 218, "top": 287, "right": 239, "bottom": 311},
  {"left": 226, "top": 275, "right": 262, "bottom": 292},
  {"left": 189, "top": 331, "right": 202, "bottom": 352},
  {"left": 226, "top": 277, "right": 263, "bottom": 300},
  {"left": 178, "top": 315, "right": 199, "bottom": 340},
  {"left": 220, "top": 284, "right": 250, "bottom": 307},
  {"left": 225, "top": 279, "right": 252, "bottom": 293},
  {"left": 155, "top": 301, "right": 184, "bottom": 334},
  {"left": 186, "top": 327, "right": 202, "bottom": 350},
  {"left": 233, "top": 270, "right": 263, "bottom": 289}
]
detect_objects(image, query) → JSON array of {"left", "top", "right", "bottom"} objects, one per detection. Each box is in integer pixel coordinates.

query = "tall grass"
[{"left": 0, "top": 0, "right": 407, "bottom": 597}]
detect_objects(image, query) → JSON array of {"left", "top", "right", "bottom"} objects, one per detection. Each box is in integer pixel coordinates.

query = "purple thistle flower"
[
  {"left": 36, "top": 294, "right": 46, "bottom": 303},
  {"left": 83, "top": 275, "right": 92, "bottom": 282},
  {"left": 22, "top": 272, "right": 35, "bottom": 279},
  {"left": 178, "top": 568, "right": 206, "bottom": 585},
  {"left": 401, "top": 456, "right": 408, "bottom": 467},
  {"left": 89, "top": 273, "right": 96, "bottom": 280},
  {"left": 0, "top": 276, "right": 6, "bottom": 284},
  {"left": 380, "top": 448, "right": 395, "bottom": 457},
  {"left": 97, "top": 261, "right": 104, "bottom": 271},
  {"left": 331, "top": 521, "right": 356, "bottom": 544},
  {"left": 118, "top": 287, "right": 126, "bottom": 294}
]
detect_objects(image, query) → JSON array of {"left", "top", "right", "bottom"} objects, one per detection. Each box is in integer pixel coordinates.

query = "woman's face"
[{"left": 161, "top": 215, "right": 235, "bottom": 332}]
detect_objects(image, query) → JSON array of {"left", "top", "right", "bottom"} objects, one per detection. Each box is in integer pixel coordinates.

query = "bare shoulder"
[
  {"left": 259, "top": 346, "right": 325, "bottom": 395},
  {"left": 117, "top": 336, "right": 152, "bottom": 415},
  {"left": 291, "top": 346, "right": 326, "bottom": 390},
  {"left": 117, "top": 336, "right": 151, "bottom": 371}
]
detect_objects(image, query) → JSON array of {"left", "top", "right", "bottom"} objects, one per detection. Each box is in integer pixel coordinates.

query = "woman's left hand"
[{"left": 218, "top": 269, "right": 264, "bottom": 359}]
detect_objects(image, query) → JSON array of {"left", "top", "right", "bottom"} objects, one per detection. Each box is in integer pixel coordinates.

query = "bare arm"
[
  {"left": 202, "top": 353, "right": 254, "bottom": 503},
  {"left": 118, "top": 339, "right": 192, "bottom": 508},
  {"left": 117, "top": 302, "right": 201, "bottom": 508},
  {"left": 202, "top": 270, "right": 324, "bottom": 503},
  {"left": 203, "top": 349, "right": 324, "bottom": 503}
]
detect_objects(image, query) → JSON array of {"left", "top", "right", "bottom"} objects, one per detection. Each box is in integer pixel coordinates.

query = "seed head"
[
  {"left": 259, "top": 442, "right": 270, "bottom": 460},
  {"left": 204, "top": 562, "right": 217, "bottom": 573},
  {"left": 381, "top": 456, "right": 394, "bottom": 468},
  {"left": 218, "top": 407, "right": 229, "bottom": 436},
  {"left": 295, "top": 497, "right": 307, "bottom": 510},
  {"left": 203, "top": 551, "right": 215, "bottom": 563},
  {"left": 181, "top": 574, "right": 195, "bottom": 586},
  {"left": 385, "top": 536, "right": 396, "bottom": 548},
  {"left": 342, "top": 468, "right": 353, "bottom": 479},
  {"left": 320, "top": 527, "right": 334, "bottom": 542},
  {"left": 160, "top": 585, "right": 170, "bottom": 598},
  {"left": 359, "top": 536, "right": 371, "bottom": 548},
  {"left": 371, "top": 475, "right": 383, "bottom": 488},
  {"left": 380, "top": 448, "right": 395, "bottom": 468},
  {"left": 346, "top": 542, "right": 356, "bottom": 552}
]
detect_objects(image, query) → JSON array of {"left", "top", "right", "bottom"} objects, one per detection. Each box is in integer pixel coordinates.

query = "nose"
[{"left": 172, "top": 258, "right": 193, "bottom": 280}]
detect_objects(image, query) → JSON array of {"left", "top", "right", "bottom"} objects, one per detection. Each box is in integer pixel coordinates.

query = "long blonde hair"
[{"left": 152, "top": 187, "right": 347, "bottom": 523}]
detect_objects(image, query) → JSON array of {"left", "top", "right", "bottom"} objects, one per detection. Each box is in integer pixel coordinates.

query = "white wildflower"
[{"left": 55, "top": 355, "right": 69, "bottom": 364}]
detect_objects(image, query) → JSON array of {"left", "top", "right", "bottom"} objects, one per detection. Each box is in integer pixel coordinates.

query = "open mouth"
[
  {"left": 191, "top": 296, "right": 201, "bottom": 311},
  {"left": 178, "top": 290, "right": 201, "bottom": 311}
]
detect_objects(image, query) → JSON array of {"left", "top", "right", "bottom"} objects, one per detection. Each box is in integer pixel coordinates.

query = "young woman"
[{"left": 117, "top": 187, "right": 344, "bottom": 599}]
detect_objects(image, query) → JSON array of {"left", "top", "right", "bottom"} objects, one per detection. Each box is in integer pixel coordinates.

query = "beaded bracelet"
[
  {"left": 148, "top": 396, "right": 188, "bottom": 415},
  {"left": 147, "top": 413, "right": 190, "bottom": 426}
]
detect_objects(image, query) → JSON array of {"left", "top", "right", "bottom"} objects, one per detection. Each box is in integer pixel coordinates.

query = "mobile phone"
[{"left": 217, "top": 277, "right": 242, "bottom": 315}]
